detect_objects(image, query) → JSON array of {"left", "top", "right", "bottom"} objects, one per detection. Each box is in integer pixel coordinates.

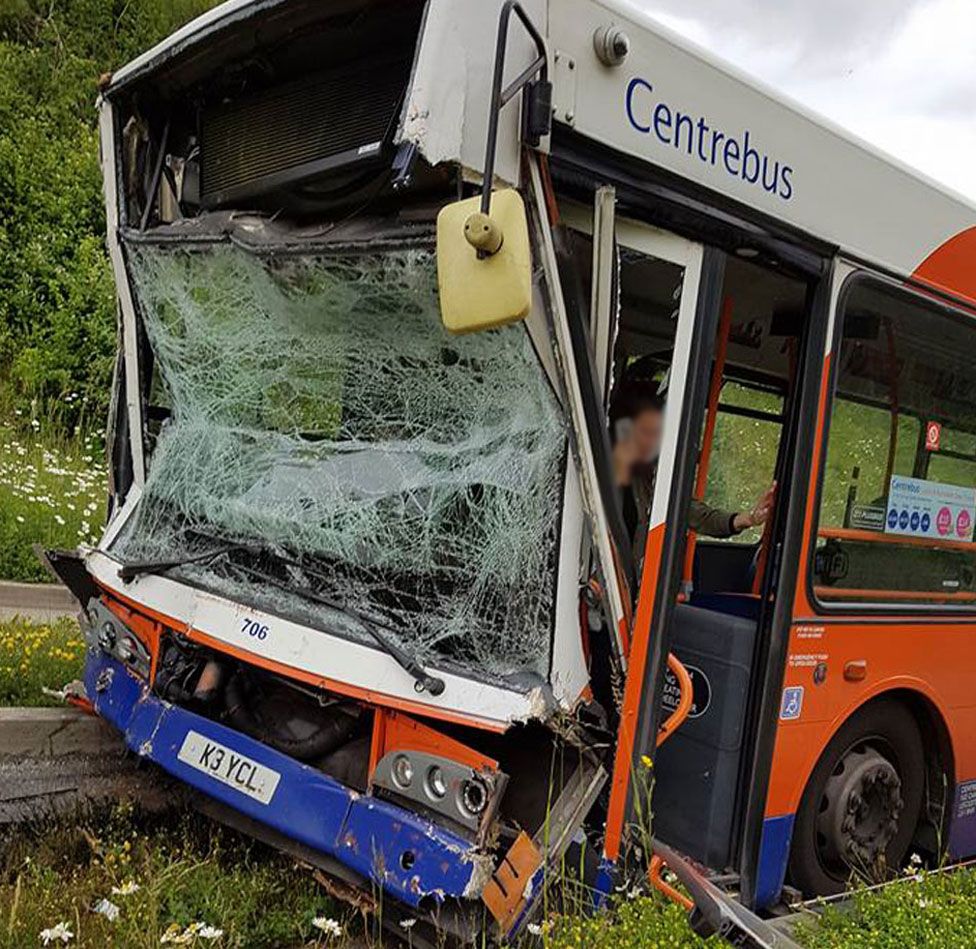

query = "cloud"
[
  {"left": 635, "top": 0, "right": 976, "bottom": 199},
  {"left": 639, "top": 0, "right": 920, "bottom": 75}
]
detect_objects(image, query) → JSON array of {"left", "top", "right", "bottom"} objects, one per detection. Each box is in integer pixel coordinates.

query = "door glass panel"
[{"left": 608, "top": 245, "right": 687, "bottom": 562}]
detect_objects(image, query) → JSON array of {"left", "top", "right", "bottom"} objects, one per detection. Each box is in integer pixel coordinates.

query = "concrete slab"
[
  {"left": 0, "top": 707, "right": 120, "bottom": 757},
  {"left": 0, "top": 581, "right": 78, "bottom": 622}
]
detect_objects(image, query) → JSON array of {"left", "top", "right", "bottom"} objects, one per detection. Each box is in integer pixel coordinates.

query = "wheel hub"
[{"left": 816, "top": 745, "right": 903, "bottom": 875}]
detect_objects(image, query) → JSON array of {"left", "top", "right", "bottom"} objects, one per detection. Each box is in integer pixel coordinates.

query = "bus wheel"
[{"left": 788, "top": 698, "right": 925, "bottom": 897}]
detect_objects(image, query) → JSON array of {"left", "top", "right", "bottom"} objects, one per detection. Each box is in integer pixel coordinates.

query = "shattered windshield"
[{"left": 115, "top": 241, "right": 567, "bottom": 682}]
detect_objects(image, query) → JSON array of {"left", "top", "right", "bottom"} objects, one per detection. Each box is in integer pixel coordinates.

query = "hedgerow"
[{"left": 0, "top": 0, "right": 216, "bottom": 433}]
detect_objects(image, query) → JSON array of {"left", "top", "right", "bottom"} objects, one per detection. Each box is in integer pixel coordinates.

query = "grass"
[
  {"left": 0, "top": 422, "right": 106, "bottom": 582},
  {"left": 0, "top": 805, "right": 352, "bottom": 949},
  {"left": 794, "top": 864, "right": 976, "bottom": 948},
  {"left": 0, "top": 617, "right": 84, "bottom": 706},
  {"left": 542, "top": 895, "right": 720, "bottom": 947},
  {"left": 539, "top": 867, "right": 976, "bottom": 949},
  {"left": 5, "top": 621, "right": 976, "bottom": 946}
]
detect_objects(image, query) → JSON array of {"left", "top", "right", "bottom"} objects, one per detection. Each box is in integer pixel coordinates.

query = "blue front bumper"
[{"left": 84, "top": 652, "right": 485, "bottom": 907}]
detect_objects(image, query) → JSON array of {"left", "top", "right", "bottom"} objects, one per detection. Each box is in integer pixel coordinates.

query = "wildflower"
[
  {"left": 93, "top": 898, "right": 120, "bottom": 921},
  {"left": 16, "top": 515, "right": 25, "bottom": 523},
  {"left": 399, "top": 918, "right": 417, "bottom": 929},
  {"left": 640, "top": 754, "right": 652, "bottom": 769},
  {"left": 919, "top": 897, "right": 930, "bottom": 908},
  {"left": 112, "top": 880, "right": 141, "bottom": 896},
  {"left": 160, "top": 924, "right": 189, "bottom": 945},
  {"left": 39, "top": 922, "right": 74, "bottom": 944},
  {"left": 909, "top": 852, "right": 923, "bottom": 867},
  {"left": 161, "top": 922, "right": 219, "bottom": 944},
  {"left": 54, "top": 514, "right": 65, "bottom": 526},
  {"left": 312, "top": 917, "right": 343, "bottom": 937}
]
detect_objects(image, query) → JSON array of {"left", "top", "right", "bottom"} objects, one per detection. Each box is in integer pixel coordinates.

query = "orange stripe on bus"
[
  {"left": 819, "top": 526, "right": 976, "bottom": 554},
  {"left": 913, "top": 226, "right": 976, "bottom": 309},
  {"left": 814, "top": 586, "right": 976, "bottom": 603},
  {"left": 792, "top": 352, "right": 833, "bottom": 616}
]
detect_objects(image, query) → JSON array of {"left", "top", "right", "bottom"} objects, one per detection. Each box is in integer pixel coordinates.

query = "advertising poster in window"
[{"left": 886, "top": 475, "right": 976, "bottom": 543}]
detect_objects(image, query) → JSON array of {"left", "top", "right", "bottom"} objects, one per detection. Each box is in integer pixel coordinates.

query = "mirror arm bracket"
[{"left": 480, "top": 1, "right": 552, "bottom": 218}]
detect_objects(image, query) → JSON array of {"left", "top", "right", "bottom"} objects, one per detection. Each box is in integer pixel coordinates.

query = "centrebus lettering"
[{"left": 625, "top": 76, "right": 794, "bottom": 201}]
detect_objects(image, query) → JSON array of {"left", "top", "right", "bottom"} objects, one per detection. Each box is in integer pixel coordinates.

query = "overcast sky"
[{"left": 635, "top": 0, "right": 976, "bottom": 202}]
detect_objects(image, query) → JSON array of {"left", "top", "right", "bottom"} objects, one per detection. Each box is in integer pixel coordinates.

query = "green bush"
[{"left": 0, "top": 0, "right": 216, "bottom": 433}]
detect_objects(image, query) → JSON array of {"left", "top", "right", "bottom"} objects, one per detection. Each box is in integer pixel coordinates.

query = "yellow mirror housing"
[{"left": 436, "top": 189, "right": 532, "bottom": 334}]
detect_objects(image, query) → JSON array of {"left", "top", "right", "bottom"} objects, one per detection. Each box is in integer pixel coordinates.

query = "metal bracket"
[
  {"left": 479, "top": 0, "right": 552, "bottom": 217},
  {"left": 653, "top": 839, "right": 804, "bottom": 949}
]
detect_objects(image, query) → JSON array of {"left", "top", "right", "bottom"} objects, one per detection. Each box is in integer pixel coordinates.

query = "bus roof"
[{"left": 107, "top": 0, "right": 976, "bottom": 305}]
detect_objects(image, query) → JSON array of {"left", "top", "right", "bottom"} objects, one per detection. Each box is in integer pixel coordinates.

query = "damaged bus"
[{"left": 45, "top": 0, "right": 976, "bottom": 943}]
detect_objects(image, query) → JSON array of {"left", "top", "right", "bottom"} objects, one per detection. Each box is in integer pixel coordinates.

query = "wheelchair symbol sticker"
[{"left": 780, "top": 686, "right": 804, "bottom": 721}]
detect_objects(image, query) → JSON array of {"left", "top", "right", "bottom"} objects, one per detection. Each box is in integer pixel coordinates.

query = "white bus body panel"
[{"left": 547, "top": 0, "right": 974, "bottom": 278}]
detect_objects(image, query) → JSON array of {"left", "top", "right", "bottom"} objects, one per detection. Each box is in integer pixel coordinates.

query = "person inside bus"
[{"left": 610, "top": 381, "right": 776, "bottom": 552}]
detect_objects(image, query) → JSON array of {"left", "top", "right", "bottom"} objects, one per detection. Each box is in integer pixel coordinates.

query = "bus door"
[
  {"left": 586, "top": 206, "right": 828, "bottom": 900},
  {"left": 578, "top": 210, "right": 724, "bottom": 878}
]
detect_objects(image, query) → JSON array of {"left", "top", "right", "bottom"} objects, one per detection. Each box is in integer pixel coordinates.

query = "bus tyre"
[{"left": 788, "top": 698, "right": 925, "bottom": 897}]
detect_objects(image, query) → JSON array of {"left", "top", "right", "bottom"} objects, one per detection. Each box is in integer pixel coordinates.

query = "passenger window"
[{"left": 813, "top": 278, "right": 976, "bottom": 606}]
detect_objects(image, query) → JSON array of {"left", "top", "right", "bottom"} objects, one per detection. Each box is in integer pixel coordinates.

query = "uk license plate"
[{"left": 177, "top": 730, "right": 281, "bottom": 805}]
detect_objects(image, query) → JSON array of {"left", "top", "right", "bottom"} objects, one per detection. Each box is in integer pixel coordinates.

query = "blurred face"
[{"left": 632, "top": 406, "right": 664, "bottom": 463}]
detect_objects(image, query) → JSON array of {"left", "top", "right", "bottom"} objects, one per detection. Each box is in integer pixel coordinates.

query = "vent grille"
[{"left": 200, "top": 57, "right": 409, "bottom": 206}]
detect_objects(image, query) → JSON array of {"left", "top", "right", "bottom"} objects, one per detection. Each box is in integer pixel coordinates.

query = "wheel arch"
[
  {"left": 796, "top": 686, "right": 955, "bottom": 857},
  {"left": 881, "top": 688, "right": 955, "bottom": 854}
]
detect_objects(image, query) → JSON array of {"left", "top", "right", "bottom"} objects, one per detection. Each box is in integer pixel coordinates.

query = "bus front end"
[{"left": 46, "top": 0, "right": 612, "bottom": 940}]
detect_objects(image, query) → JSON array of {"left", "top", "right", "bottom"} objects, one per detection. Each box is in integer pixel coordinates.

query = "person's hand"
[
  {"left": 733, "top": 482, "right": 777, "bottom": 531},
  {"left": 612, "top": 434, "right": 640, "bottom": 487}
]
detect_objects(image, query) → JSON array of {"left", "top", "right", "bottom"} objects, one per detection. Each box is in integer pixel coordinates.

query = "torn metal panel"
[
  {"left": 99, "top": 98, "right": 146, "bottom": 490},
  {"left": 85, "top": 652, "right": 488, "bottom": 905},
  {"left": 401, "top": 0, "right": 549, "bottom": 187}
]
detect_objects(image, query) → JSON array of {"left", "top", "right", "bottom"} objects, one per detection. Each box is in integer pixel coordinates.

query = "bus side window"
[{"left": 813, "top": 277, "right": 976, "bottom": 606}]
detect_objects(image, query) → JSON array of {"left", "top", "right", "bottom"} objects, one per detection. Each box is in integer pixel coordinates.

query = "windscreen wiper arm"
[
  {"left": 118, "top": 543, "right": 246, "bottom": 582},
  {"left": 256, "top": 567, "right": 447, "bottom": 697},
  {"left": 209, "top": 541, "right": 447, "bottom": 697}
]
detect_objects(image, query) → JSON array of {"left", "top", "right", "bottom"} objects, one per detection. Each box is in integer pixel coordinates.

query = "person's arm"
[
  {"left": 689, "top": 498, "right": 740, "bottom": 538},
  {"left": 731, "top": 483, "right": 777, "bottom": 533},
  {"left": 690, "top": 483, "right": 777, "bottom": 539}
]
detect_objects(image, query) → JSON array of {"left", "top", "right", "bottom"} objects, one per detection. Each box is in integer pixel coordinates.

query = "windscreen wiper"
[
  {"left": 254, "top": 564, "right": 447, "bottom": 697},
  {"left": 120, "top": 535, "right": 446, "bottom": 696},
  {"left": 118, "top": 543, "right": 247, "bottom": 582}
]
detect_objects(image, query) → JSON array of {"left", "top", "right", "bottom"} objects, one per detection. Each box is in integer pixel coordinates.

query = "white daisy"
[{"left": 39, "top": 922, "right": 74, "bottom": 945}]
